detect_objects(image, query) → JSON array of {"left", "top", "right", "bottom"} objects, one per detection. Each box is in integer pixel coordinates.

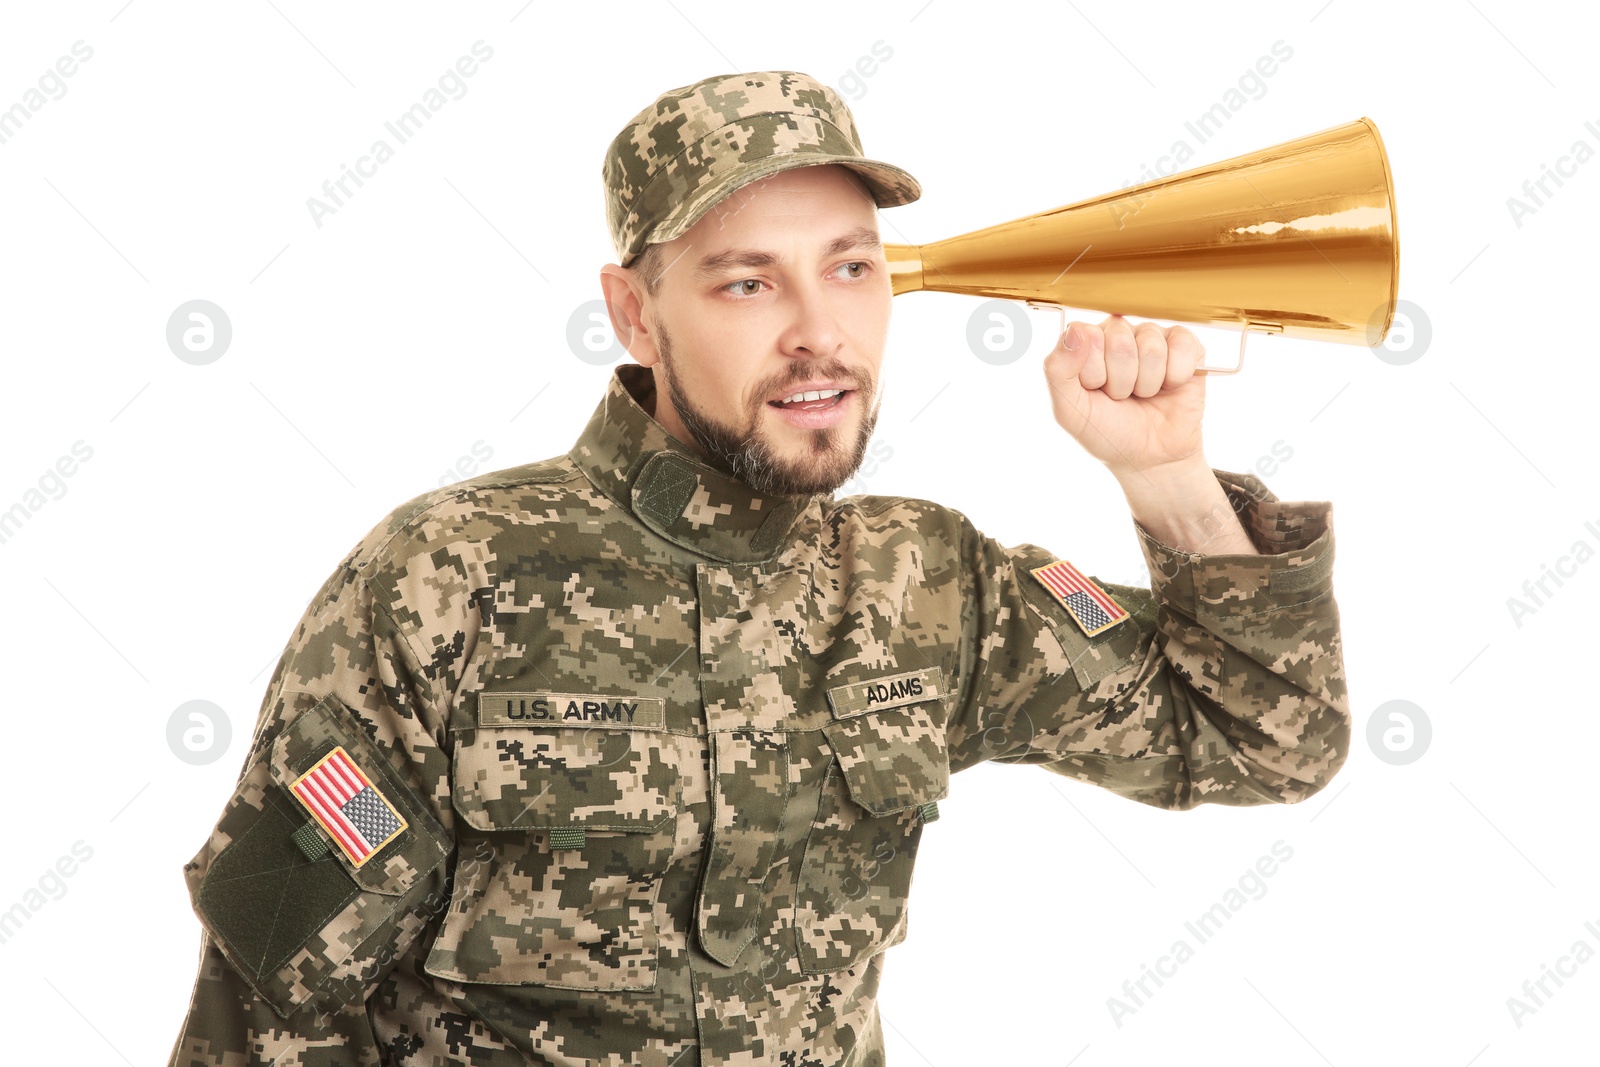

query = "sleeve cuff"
[{"left": 1134, "top": 468, "right": 1335, "bottom": 618}]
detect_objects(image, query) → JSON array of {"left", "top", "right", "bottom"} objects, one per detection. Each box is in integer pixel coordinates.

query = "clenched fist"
[{"left": 1043, "top": 313, "right": 1209, "bottom": 480}]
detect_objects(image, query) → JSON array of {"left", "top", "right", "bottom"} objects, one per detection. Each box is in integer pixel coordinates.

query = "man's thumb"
[{"left": 1047, "top": 323, "right": 1091, "bottom": 383}]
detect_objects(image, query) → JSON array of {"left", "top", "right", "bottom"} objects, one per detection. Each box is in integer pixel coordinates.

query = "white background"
[{"left": 1, "top": 1, "right": 1596, "bottom": 1064}]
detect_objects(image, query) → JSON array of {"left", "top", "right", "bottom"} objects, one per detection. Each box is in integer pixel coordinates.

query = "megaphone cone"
[{"left": 885, "top": 118, "right": 1399, "bottom": 373}]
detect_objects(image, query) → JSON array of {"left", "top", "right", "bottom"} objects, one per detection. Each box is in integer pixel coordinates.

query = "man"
[{"left": 167, "top": 70, "right": 1349, "bottom": 1066}]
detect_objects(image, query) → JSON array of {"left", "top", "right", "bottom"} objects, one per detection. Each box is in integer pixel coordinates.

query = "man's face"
[{"left": 618, "top": 164, "right": 892, "bottom": 497}]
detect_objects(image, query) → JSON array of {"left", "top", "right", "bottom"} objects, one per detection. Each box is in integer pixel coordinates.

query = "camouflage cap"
[{"left": 603, "top": 70, "right": 922, "bottom": 267}]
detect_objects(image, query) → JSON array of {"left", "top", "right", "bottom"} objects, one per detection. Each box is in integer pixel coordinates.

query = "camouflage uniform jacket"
[{"left": 168, "top": 363, "right": 1350, "bottom": 1066}]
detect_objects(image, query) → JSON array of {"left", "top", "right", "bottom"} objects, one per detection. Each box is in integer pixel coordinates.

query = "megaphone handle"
[
  {"left": 1200, "top": 328, "right": 1249, "bottom": 376},
  {"left": 1025, "top": 301, "right": 1253, "bottom": 376}
]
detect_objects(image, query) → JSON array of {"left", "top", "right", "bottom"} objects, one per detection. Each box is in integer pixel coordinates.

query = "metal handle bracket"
[{"left": 1025, "top": 302, "right": 1283, "bottom": 376}]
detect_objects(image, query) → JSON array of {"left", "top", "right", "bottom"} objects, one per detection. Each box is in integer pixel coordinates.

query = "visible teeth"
[{"left": 777, "top": 389, "right": 844, "bottom": 405}]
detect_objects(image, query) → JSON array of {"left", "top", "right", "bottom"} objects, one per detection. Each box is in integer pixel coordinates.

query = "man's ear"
[{"left": 598, "top": 264, "right": 660, "bottom": 367}]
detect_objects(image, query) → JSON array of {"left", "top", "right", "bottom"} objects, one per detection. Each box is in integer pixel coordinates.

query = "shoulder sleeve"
[
  {"left": 166, "top": 509, "right": 462, "bottom": 1065},
  {"left": 943, "top": 468, "right": 1351, "bottom": 809}
]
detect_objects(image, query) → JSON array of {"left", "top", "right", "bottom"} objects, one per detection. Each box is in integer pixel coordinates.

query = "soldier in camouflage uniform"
[{"left": 167, "top": 71, "right": 1349, "bottom": 1066}]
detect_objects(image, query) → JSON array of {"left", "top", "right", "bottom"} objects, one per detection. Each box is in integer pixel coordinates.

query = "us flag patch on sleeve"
[
  {"left": 290, "top": 746, "right": 408, "bottom": 867},
  {"left": 1029, "top": 558, "right": 1129, "bottom": 637}
]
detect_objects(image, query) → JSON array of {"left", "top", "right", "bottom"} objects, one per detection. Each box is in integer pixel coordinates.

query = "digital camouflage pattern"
[
  {"left": 167, "top": 364, "right": 1350, "bottom": 1066},
  {"left": 602, "top": 70, "right": 922, "bottom": 267}
]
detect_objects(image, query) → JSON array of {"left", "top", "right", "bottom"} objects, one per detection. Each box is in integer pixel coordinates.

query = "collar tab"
[
  {"left": 633, "top": 453, "right": 699, "bottom": 528},
  {"left": 572, "top": 366, "right": 821, "bottom": 564}
]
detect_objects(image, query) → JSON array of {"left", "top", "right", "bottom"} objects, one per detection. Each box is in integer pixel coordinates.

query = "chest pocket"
[
  {"left": 793, "top": 666, "right": 949, "bottom": 973},
  {"left": 424, "top": 691, "right": 682, "bottom": 992}
]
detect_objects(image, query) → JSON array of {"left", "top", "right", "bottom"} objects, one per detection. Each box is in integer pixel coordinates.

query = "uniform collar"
[{"left": 569, "top": 364, "right": 823, "bottom": 564}]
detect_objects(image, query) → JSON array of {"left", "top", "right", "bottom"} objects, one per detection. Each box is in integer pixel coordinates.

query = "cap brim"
[{"left": 639, "top": 153, "right": 921, "bottom": 259}]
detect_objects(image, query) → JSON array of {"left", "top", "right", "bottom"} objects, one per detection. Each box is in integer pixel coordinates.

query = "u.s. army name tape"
[{"left": 477, "top": 691, "right": 667, "bottom": 729}]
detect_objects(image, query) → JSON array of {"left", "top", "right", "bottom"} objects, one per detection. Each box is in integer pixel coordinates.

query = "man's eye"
[{"left": 722, "top": 264, "right": 866, "bottom": 295}]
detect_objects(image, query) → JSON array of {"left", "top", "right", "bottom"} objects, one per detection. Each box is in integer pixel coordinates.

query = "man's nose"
[{"left": 778, "top": 278, "right": 844, "bottom": 360}]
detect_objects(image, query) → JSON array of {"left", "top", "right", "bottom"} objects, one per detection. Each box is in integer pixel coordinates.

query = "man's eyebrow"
[
  {"left": 691, "top": 227, "right": 883, "bottom": 280},
  {"left": 820, "top": 226, "right": 882, "bottom": 258}
]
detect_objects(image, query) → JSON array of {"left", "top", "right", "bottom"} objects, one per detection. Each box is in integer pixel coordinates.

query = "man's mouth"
[
  {"left": 768, "top": 388, "right": 849, "bottom": 412},
  {"left": 765, "top": 384, "right": 856, "bottom": 430}
]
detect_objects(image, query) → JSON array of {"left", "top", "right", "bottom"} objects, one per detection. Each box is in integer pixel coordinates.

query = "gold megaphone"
[{"left": 885, "top": 118, "right": 1399, "bottom": 374}]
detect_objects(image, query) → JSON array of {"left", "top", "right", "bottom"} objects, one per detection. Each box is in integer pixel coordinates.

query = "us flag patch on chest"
[
  {"left": 290, "top": 746, "right": 408, "bottom": 867},
  {"left": 1029, "top": 558, "right": 1129, "bottom": 637}
]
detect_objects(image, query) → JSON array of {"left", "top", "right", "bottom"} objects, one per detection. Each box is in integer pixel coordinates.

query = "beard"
[{"left": 653, "top": 317, "right": 881, "bottom": 497}]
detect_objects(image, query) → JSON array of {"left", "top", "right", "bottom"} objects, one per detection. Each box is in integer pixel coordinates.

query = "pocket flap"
[
  {"left": 821, "top": 702, "right": 949, "bottom": 816},
  {"left": 453, "top": 693, "right": 679, "bottom": 832}
]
